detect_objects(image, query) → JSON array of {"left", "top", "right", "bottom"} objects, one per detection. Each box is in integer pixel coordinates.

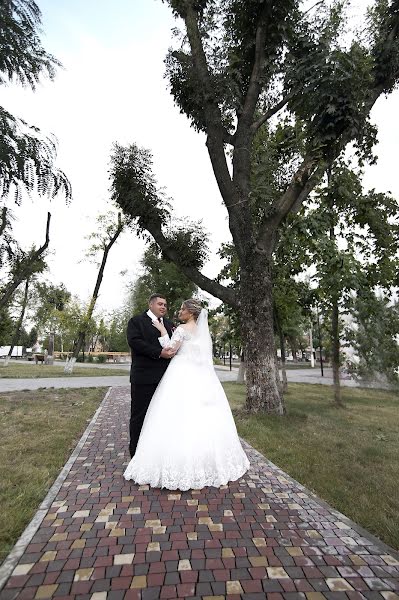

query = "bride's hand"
[{"left": 152, "top": 320, "right": 163, "bottom": 332}]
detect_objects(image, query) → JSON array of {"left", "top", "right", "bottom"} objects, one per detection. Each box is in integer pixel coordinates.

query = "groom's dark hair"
[{"left": 148, "top": 293, "right": 167, "bottom": 303}]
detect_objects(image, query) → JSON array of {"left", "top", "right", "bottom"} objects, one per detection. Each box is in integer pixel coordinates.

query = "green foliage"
[
  {"left": 300, "top": 162, "right": 399, "bottom": 309},
  {"left": 0, "top": 223, "right": 50, "bottom": 314},
  {"left": 84, "top": 211, "right": 125, "bottom": 262},
  {"left": 0, "top": 0, "right": 71, "bottom": 201},
  {"left": 223, "top": 0, "right": 298, "bottom": 93},
  {"left": 163, "top": 0, "right": 396, "bottom": 165},
  {"left": 110, "top": 144, "right": 208, "bottom": 271},
  {"left": 208, "top": 311, "right": 241, "bottom": 358},
  {"left": 0, "top": 308, "right": 14, "bottom": 343},
  {"left": 113, "top": 0, "right": 399, "bottom": 411},
  {"left": 26, "top": 326, "right": 37, "bottom": 347},
  {"left": 216, "top": 233, "right": 312, "bottom": 357},
  {"left": 0, "top": 107, "right": 71, "bottom": 202},
  {"left": 33, "top": 282, "right": 71, "bottom": 331},
  {"left": 0, "top": 0, "right": 59, "bottom": 88},
  {"left": 347, "top": 294, "right": 399, "bottom": 384},
  {"left": 106, "top": 311, "right": 129, "bottom": 352},
  {"left": 368, "top": 0, "right": 399, "bottom": 94},
  {"left": 285, "top": 8, "right": 376, "bottom": 161},
  {"left": 130, "top": 242, "right": 198, "bottom": 318},
  {"left": 109, "top": 143, "right": 169, "bottom": 235},
  {"left": 164, "top": 0, "right": 298, "bottom": 133}
]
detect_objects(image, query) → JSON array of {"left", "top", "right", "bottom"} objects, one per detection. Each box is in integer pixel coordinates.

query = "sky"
[{"left": 2, "top": 0, "right": 399, "bottom": 318}]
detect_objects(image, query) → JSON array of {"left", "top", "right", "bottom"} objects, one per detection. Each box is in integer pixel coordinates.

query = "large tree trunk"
[
  {"left": 240, "top": 258, "right": 286, "bottom": 414},
  {"left": 288, "top": 336, "right": 297, "bottom": 361},
  {"left": 331, "top": 297, "right": 343, "bottom": 406},
  {"left": 47, "top": 332, "right": 55, "bottom": 365}
]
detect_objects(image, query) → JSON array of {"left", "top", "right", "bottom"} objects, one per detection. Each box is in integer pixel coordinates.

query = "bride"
[{"left": 123, "top": 298, "right": 250, "bottom": 490}]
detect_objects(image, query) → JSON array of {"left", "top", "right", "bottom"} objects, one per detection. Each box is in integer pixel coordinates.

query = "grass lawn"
[
  {"left": 223, "top": 382, "right": 399, "bottom": 551},
  {"left": 0, "top": 387, "right": 106, "bottom": 564},
  {"left": 0, "top": 364, "right": 129, "bottom": 378}
]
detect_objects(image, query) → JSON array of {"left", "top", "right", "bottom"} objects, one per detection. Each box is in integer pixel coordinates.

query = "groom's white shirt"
[
  {"left": 146, "top": 309, "right": 163, "bottom": 324},
  {"left": 147, "top": 309, "right": 167, "bottom": 346}
]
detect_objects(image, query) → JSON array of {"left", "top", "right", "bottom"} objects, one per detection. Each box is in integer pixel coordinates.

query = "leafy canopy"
[{"left": 0, "top": 0, "right": 71, "bottom": 202}]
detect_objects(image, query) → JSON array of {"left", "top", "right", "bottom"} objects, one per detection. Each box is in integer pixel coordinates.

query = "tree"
[
  {"left": 0, "top": 0, "right": 71, "bottom": 202},
  {"left": 3, "top": 275, "right": 30, "bottom": 365},
  {"left": 55, "top": 296, "right": 85, "bottom": 353},
  {"left": 32, "top": 280, "right": 71, "bottom": 359},
  {"left": 0, "top": 211, "right": 51, "bottom": 311},
  {"left": 295, "top": 162, "right": 399, "bottom": 404},
  {"left": 131, "top": 241, "right": 199, "bottom": 318},
  {"left": 347, "top": 293, "right": 399, "bottom": 385},
  {"left": 64, "top": 211, "right": 125, "bottom": 372},
  {"left": 111, "top": 0, "right": 399, "bottom": 413},
  {"left": 107, "top": 310, "right": 130, "bottom": 352},
  {"left": 27, "top": 325, "right": 37, "bottom": 347},
  {"left": 0, "top": 307, "right": 14, "bottom": 344}
]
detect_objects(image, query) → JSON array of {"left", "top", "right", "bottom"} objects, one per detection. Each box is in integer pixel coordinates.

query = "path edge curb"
[{"left": 0, "top": 386, "right": 115, "bottom": 592}]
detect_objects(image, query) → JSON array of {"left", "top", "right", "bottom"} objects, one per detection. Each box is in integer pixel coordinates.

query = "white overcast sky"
[{"left": 2, "top": 0, "right": 399, "bottom": 317}]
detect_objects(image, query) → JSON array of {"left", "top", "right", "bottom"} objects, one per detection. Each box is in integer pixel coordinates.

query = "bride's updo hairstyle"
[{"left": 182, "top": 298, "right": 202, "bottom": 321}]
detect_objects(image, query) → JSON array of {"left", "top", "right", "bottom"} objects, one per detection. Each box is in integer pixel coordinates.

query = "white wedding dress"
[{"left": 123, "top": 310, "right": 250, "bottom": 491}]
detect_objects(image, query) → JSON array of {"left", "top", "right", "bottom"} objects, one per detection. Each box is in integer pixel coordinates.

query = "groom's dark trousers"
[{"left": 127, "top": 312, "right": 174, "bottom": 458}]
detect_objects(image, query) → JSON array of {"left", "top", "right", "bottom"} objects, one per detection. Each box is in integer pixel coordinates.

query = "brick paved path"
[{"left": 1, "top": 386, "right": 398, "bottom": 600}]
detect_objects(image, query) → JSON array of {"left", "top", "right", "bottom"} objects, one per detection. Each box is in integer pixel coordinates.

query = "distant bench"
[
  {"left": 105, "top": 353, "right": 130, "bottom": 363},
  {"left": 53, "top": 351, "right": 130, "bottom": 363}
]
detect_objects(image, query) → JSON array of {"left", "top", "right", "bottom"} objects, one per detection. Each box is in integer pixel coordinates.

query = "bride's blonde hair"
[{"left": 182, "top": 298, "right": 202, "bottom": 320}]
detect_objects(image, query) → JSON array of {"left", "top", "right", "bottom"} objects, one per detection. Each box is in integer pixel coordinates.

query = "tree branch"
[
  {"left": 255, "top": 156, "right": 321, "bottom": 254},
  {"left": 183, "top": 3, "right": 248, "bottom": 253},
  {"left": 240, "top": 2, "right": 272, "bottom": 122},
  {"left": 230, "top": 3, "right": 275, "bottom": 253},
  {"left": 145, "top": 218, "right": 238, "bottom": 308},
  {"left": 71, "top": 214, "right": 124, "bottom": 361},
  {"left": 0, "top": 212, "right": 51, "bottom": 311},
  {"left": 0, "top": 206, "right": 7, "bottom": 238},
  {"left": 256, "top": 9, "right": 399, "bottom": 256},
  {"left": 251, "top": 92, "right": 294, "bottom": 133}
]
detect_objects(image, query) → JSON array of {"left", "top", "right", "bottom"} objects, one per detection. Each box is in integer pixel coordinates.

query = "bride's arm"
[{"left": 160, "top": 326, "right": 185, "bottom": 351}]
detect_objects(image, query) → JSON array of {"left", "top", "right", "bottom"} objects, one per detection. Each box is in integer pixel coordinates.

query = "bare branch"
[
  {"left": 0, "top": 206, "right": 7, "bottom": 238},
  {"left": 70, "top": 213, "right": 125, "bottom": 362},
  {"left": 146, "top": 218, "right": 238, "bottom": 308},
  {"left": 251, "top": 92, "right": 294, "bottom": 133},
  {"left": 240, "top": 2, "right": 272, "bottom": 122},
  {"left": 255, "top": 156, "right": 320, "bottom": 254},
  {"left": 183, "top": 3, "right": 248, "bottom": 249},
  {"left": 0, "top": 212, "right": 51, "bottom": 311}
]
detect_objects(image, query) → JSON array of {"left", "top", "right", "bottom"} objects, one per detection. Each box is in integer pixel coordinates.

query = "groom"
[{"left": 127, "top": 293, "right": 175, "bottom": 458}]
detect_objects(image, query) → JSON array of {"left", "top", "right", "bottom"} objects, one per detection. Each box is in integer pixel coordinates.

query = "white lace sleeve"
[
  {"left": 158, "top": 334, "right": 171, "bottom": 348},
  {"left": 161, "top": 326, "right": 185, "bottom": 350}
]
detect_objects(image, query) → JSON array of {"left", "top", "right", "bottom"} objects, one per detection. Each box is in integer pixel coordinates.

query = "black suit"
[{"left": 126, "top": 311, "right": 174, "bottom": 457}]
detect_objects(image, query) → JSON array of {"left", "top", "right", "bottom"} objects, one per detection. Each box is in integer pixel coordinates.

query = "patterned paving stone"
[{"left": 1, "top": 386, "right": 398, "bottom": 599}]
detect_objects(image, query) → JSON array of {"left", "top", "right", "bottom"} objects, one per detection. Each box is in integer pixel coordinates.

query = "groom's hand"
[{"left": 160, "top": 348, "right": 176, "bottom": 359}]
